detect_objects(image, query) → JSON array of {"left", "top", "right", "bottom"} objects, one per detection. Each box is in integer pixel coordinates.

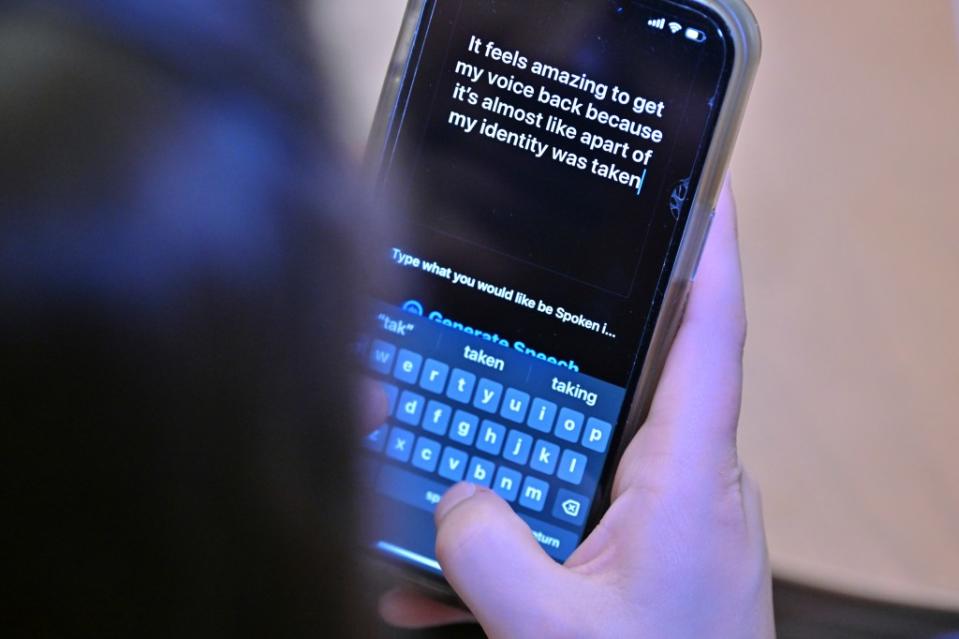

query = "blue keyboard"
[{"left": 362, "top": 300, "right": 626, "bottom": 568}]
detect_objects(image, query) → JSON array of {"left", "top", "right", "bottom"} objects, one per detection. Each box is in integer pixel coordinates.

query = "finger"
[
  {"left": 682, "top": 178, "right": 747, "bottom": 370},
  {"left": 378, "top": 588, "right": 475, "bottom": 629},
  {"left": 359, "top": 377, "right": 389, "bottom": 434},
  {"left": 434, "top": 483, "right": 571, "bottom": 638},
  {"left": 732, "top": 471, "right": 776, "bottom": 637},
  {"left": 615, "top": 180, "right": 746, "bottom": 494}
]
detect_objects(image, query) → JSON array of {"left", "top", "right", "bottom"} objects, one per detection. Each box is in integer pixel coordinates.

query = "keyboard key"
[
  {"left": 376, "top": 381, "right": 399, "bottom": 416},
  {"left": 582, "top": 417, "right": 612, "bottom": 453},
  {"left": 438, "top": 446, "right": 469, "bottom": 482},
  {"left": 419, "top": 358, "right": 450, "bottom": 393},
  {"left": 467, "top": 456, "right": 495, "bottom": 487},
  {"left": 502, "top": 430, "right": 532, "bottom": 465},
  {"left": 369, "top": 339, "right": 397, "bottom": 374},
  {"left": 412, "top": 436, "right": 441, "bottom": 473},
  {"left": 519, "top": 476, "right": 550, "bottom": 512},
  {"left": 446, "top": 368, "right": 477, "bottom": 403},
  {"left": 476, "top": 420, "right": 506, "bottom": 456},
  {"left": 377, "top": 464, "right": 446, "bottom": 514},
  {"left": 552, "top": 488, "right": 591, "bottom": 526},
  {"left": 500, "top": 388, "right": 530, "bottom": 423},
  {"left": 448, "top": 410, "right": 479, "bottom": 446},
  {"left": 530, "top": 439, "right": 560, "bottom": 475},
  {"left": 557, "top": 449, "right": 587, "bottom": 485},
  {"left": 516, "top": 512, "right": 580, "bottom": 561},
  {"left": 364, "top": 424, "right": 388, "bottom": 452},
  {"left": 422, "top": 400, "right": 452, "bottom": 436},
  {"left": 555, "top": 407, "right": 584, "bottom": 443},
  {"left": 493, "top": 467, "right": 523, "bottom": 502},
  {"left": 385, "top": 426, "right": 414, "bottom": 462},
  {"left": 393, "top": 348, "right": 423, "bottom": 384},
  {"left": 396, "top": 390, "right": 425, "bottom": 426},
  {"left": 473, "top": 378, "right": 503, "bottom": 413},
  {"left": 527, "top": 398, "right": 557, "bottom": 433}
]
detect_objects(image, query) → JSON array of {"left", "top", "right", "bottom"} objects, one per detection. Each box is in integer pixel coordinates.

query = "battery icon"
[{"left": 684, "top": 27, "right": 706, "bottom": 43}]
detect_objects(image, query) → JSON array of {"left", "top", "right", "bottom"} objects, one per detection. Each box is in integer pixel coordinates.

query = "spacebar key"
[{"left": 377, "top": 464, "right": 450, "bottom": 514}]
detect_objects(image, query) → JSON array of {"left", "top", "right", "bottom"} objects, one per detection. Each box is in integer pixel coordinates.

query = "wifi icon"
[{"left": 668, "top": 21, "right": 683, "bottom": 34}]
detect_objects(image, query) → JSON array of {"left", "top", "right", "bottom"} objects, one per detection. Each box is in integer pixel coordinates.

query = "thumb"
[
  {"left": 434, "top": 483, "right": 570, "bottom": 638},
  {"left": 610, "top": 181, "right": 745, "bottom": 506}
]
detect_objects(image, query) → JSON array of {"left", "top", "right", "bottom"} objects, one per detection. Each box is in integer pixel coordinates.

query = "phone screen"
[{"left": 362, "top": 0, "right": 735, "bottom": 576}]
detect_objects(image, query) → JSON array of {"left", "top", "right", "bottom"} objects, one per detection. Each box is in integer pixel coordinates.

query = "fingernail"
[{"left": 435, "top": 482, "right": 477, "bottom": 524}]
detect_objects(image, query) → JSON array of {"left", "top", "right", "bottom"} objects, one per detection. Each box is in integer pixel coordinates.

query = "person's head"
[{"left": 1, "top": 3, "right": 371, "bottom": 635}]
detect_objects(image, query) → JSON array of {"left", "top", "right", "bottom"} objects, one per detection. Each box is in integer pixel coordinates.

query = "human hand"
[{"left": 379, "top": 182, "right": 775, "bottom": 638}]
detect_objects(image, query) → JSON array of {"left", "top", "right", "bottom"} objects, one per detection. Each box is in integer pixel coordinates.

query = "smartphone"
[{"left": 360, "top": 0, "right": 760, "bottom": 595}]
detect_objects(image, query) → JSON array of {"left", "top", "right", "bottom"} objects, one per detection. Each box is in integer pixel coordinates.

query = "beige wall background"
[
  {"left": 731, "top": 0, "right": 959, "bottom": 612},
  {"left": 315, "top": 1, "right": 959, "bottom": 610}
]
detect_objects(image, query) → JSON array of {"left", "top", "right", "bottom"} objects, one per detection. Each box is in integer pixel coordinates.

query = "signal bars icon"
[{"left": 648, "top": 17, "right": 684, "bottom": 34}]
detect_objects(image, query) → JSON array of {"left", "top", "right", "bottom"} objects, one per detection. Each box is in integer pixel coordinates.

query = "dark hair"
[{"left": 1, "top": 3, "right": 371, "bottom": 636}]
